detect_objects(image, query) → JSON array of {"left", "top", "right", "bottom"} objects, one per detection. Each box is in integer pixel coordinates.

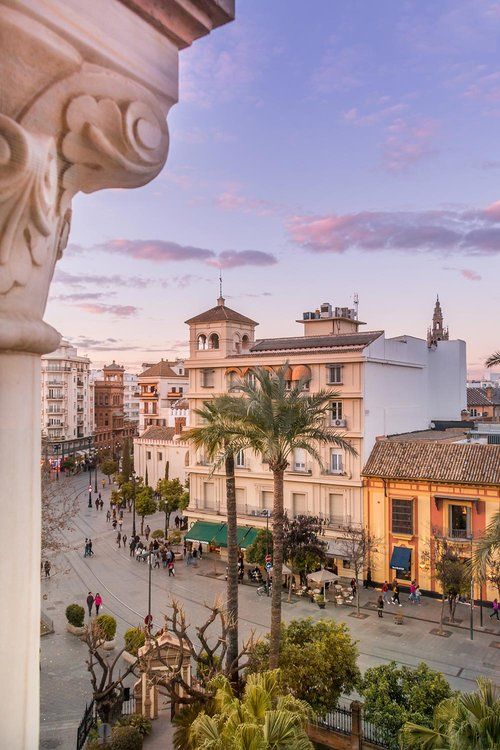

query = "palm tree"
[
  {"left": 188, "top": 670, "right": 314, "bottom": 750},
  {"left": 485, "top": 351, "right": 500, "bottom": 368},
  {"left": 402, "top": 678, "right": 499, "bottom": 749},
  {"left": 183, "top": 395, "right": 245, "bottom": 680},
  {"left": 233, "top": 365, "right": 355, "bottom": 668},
  {"left": 471, "top": 510, "right": 500, "bottom": 581}
]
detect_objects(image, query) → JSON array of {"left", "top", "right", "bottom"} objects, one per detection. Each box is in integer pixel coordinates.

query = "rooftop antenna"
[
  {"left": 217, "top": 270, "right": 225, "bottom": 305},
  {"left": 353, "top": 292, "right": 359, "bottom": 319}
]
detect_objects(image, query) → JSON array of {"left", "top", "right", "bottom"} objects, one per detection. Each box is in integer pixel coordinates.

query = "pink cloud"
[
  {"left": 461, "top": 269, "right": 482, "bottom": 281},
  {"left": 288, "top": 203, "right": 500, "bottom": 257},
  {"left": 99, "top": 239, "right": 214, "bottom": 263},
  {"left": 381, "top": 118, "right": 438, "bottom": 173},
  {"left": 77, "top": 303, "right": 139, "bottom": 317}
]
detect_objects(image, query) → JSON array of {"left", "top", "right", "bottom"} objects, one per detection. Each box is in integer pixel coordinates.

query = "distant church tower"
[{"left": 427, "top": 295, "right": 449, "bottom": 347}]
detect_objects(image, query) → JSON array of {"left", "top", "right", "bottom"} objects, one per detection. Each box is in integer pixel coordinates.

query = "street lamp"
[
  {"left": 131, "top": 470, "right": 136, "bottom": 538},
  {"left": 94, "top": 444, "right": 98, "bottom": 493},
  {"left": 87, "top": 437, "right": 92, "bottom": 486},
  {"left": 261, "top": 509, "right": 271, "bottom": 596},
  {"left": 147, "top": 550, "right": 153, "bottom": 632},
  {"left": 54, "top": 443, "right": 60, "bottom": 480},
  {"left": 88, "top": 483, "right": 93, "bottom": 509}
]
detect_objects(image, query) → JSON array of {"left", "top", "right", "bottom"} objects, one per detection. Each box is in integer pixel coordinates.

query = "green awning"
[
  {"left": 390, "top": 546, "right": 411, "bottom": 572},
  {"left": 185, "top": 521, "right": 226, "bottom": 544},
  {"left": 186, "top": 521, "right": 259, "bottom": 549}
]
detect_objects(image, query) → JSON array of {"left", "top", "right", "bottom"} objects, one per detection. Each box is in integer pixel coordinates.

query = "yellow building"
[{"left": 363, "top": 439, "right": 500, "bottom": 602}]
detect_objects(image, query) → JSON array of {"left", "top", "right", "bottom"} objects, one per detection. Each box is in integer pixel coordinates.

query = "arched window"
[
  {"left": 197, "top": 334, "right": 207, "bottom": 350},
  {"left": 241, "top": 334, "right": 250, "bottom": 351},
  {"left": 209, "top": 333, "right": 220, "bottom": 350}
]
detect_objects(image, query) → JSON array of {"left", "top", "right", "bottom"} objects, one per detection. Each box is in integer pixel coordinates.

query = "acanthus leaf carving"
[{"left": 0, "top": 115, "right": 58, "bottom": 294}]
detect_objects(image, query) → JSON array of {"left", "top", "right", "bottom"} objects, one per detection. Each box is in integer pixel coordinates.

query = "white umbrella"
[
  {"left": 270, "top": 563, "right": 292, "bottom": 576},
  {"left": 307, "top": 568, "right": 337, "bottom": 595}
]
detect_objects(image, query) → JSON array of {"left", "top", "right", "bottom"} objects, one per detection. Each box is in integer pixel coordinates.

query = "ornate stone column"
[{"left": 0, "top": 1, "right": 233, "bottom": 745}]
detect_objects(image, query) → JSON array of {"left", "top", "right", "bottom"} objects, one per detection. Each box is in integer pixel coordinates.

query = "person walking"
[
  {"left": 44, "top": 560, "right": 51, "bottom": 578},
  {"left": 94, "top": 496, "right": 99, "bottom": 510},
  {"left": 122, "top": 533, "right": 127, "bottom": 549},
  {"left": 350, "top": 578, "right": 357, "bottom": 598},
  {"left": 377, "top": 594, "right": 384, "bottom": 618},
  {"left": 153, "top": 551, "right": 160, "bottom": 569},
  {"left": 168, "top": 559, "right": 175, "bottom": 577},
  {"left": 84, "top": 538, "right": 89, "bottom": 557},
  {"left": 86, "top": 592, "right": 94, "bottom": 617},
  {"left": 88, "top": 539, "right": 93, "bottom": 556},
  {"left": 118, "top": 518, "right": 123, "bottom": 531},
  {"left": 490, "top": 598, "right": 499, "bottom": 620},
  {"left": 129, "top": 538, "right": 136, "bottom": 557},
  {"left": 409, "top": 580, "right": 416, "bottom": 604},
  {"left": 381, "top": 580, "right": 390, "bottom": 603},
  {"left": 112, "top": 519, "right": 117, "bottom": 530},
  {"left": 414, "top": 585, "right": 422, "bottom": 605},
  {"left": 392, "top": 583, "right": 402, "bottom": 606},
  {"left": 198, "top": 542, "right": 203, "bottom": 559},
  {"left": 98, "top": 491, "right": 102, "bottom": 504},
  {"left": 94, "top": 593, "right": 102, "bottom": 615},
  {"left": 145, "top": 524, "right": 151, "bottom": 541},
  {"left": 106, "top": 510, "right": 111, "bottom": 522},
  {"left": 116, "top": 531, "right": 121, "bottom": 548}
]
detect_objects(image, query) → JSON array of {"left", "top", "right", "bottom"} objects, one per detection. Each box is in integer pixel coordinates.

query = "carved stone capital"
[{"left": 0, "top": 3, "right": 173, "bottom": 353}]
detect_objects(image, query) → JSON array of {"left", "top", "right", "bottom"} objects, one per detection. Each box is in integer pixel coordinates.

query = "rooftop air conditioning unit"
[
  {"left": 332, "top": 418, "right": 347, "bottom": 428},
  {"left": 303, "top": 312, "right": 313, "bottom": 320},
  {"left": 320, "top": 302, "right": 332, "bottom": 318}
]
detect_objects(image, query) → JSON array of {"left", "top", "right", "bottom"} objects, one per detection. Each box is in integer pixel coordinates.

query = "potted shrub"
[
  {"left": 168, "top": 530, "right": 182, "bottom": 547},
  {"left": 65, "top": 604, "right": 86, "bottom": 636},
  {"left": 151, "top": 529, "right": 164, "bottom": 539},
  {"left": 315, "top": 594, "right": 326, "bottom": 609},
  {"left": 110, "top": 724, "right": 143, "bottom": 750},
  {"left": 123, "top": 627, "right": 145, "bottom": 664},
  {"left": 116, "top": 714, "right": 152, "bottom": 738},
  {"left": 95, "top": 613, "right": 117, "bottom": 650}
]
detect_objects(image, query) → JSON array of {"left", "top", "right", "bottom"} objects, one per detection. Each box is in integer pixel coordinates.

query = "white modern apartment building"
[
  {"left": 182, "top": 296, "right": 466, "bottom": 563},
  {"left": 124, "top": 371, "right": 140, "bottom": 424},
  {"left": 41, "top": 340, "right": 93, "bottom": 453}
]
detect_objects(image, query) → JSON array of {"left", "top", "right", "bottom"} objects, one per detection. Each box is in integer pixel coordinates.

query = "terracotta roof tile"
[
  {"left": 139, "top": 361, "right": 185, "bottom": 378},
  {"left": 139, "top": 426, "right": 176, "bottom": 441},
  {"left": 185, "top": 301, "right": 258, "bottom": 326},
  {"left": 250, "top": 331, "right": 383, "bottom": 353},
  {"left": 467, "top": 387, "right": 493, "bottom": 407},
  {"left": 362, "top": 440, "right": 500, "bottom": 485}
]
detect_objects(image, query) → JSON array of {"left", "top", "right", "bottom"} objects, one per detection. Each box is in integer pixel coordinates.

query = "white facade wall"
[
  {"left": 123, "top": 372, "right": 140, "bottom": 423},
  {"left": 363, "top": 336, "right": 466, "bottom": 460},
  {"left": 134, "top": 436, "right": 188, "bottom": 486},
  {"left": 41, "top": 341, "right": 93, "bottom": 443}
]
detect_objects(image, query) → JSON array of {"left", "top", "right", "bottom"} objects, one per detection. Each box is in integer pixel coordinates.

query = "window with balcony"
[
  {"left": 201, "top": 369, "right": 215, "bottom": 388},
  {"left": 327, "top": 364, "right": 343, "bottom": 384},
  {"left": 330, "top": 451, "right": 343, "bottom": 474},
  {"left": 330, "top": 401, "right": 343, "bottom": 421},
  {"left": 236, "top": 450, "right": 245, "bottom": 468},
  {"left": 391, "top": 499, "right": 413, "bottom": 535},
  {"left": 449, "top": 504, "right": 471, "bottom": 539}
]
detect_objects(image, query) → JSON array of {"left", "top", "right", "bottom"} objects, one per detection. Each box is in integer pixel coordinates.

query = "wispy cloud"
[
  {"left": 206, "top": 250, "right": 277, "bottom": 269},
  {"left": 311, "top": 39, "right": 365, "bottom": 95},
  {"left": 288, "top": 201, "right": 500, "bottom": 256},
  {"left": 52, "top": 292, "right": 114, "bottom": 302},
  {"left": 75, "top": 303, "right": 139, "bottom": 317},
  {"left": 381, "top": 118, "right": 438, "bottom": 173},
  {"left": 443, "top": 265, "right": 482, "bottom": 281},
  {"left": 68, "top": 336, "right": 185, "bottom": 354},
  {"left": 53, "top": 269, "right": 154, "bottom": 289},
  {"left": 215, "top": 187, "right": 281, "bottom": 217}
]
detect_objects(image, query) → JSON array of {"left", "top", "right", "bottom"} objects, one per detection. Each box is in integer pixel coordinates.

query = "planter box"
[
  {"left": 66, "top": 623, "right": 86, "bottom": 636},
  {"left": 102, "top": 638, "right": 116, "bottom": 651},
  {"left": 122, "top": 649, "right": 138, "bottom": 665}
]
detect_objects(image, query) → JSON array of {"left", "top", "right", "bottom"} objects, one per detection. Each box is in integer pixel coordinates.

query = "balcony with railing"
[
  {"left": 77, "top": 378, "right": 84, "bottom": 387},
  {"left": 447, "top": 527, "right": 473, "bottom": 540}
]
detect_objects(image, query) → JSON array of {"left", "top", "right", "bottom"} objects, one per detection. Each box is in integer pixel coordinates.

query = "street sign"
[{"left": 265, "top": 562, "right": 272, "bottom": 571}]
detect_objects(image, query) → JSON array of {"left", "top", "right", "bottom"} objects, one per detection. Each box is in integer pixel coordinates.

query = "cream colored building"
[
  {"left": 137, "top": 359, "right": 189, "bottom": 434},
  {"left": 41, "top": 340, "right": 93, "bottom": 453},
  {"left": 183, "top": 296, "right": 466, "bottom": 567}
]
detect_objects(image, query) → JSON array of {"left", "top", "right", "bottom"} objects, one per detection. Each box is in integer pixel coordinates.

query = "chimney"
[
  {"left": 485, "top": 386, "right": 493, "bottom": 400},
  {"left": 174, "top": 417, "right": 186, "bottom": 435}
]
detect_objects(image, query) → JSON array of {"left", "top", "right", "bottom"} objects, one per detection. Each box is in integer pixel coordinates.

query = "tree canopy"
[
  {"left": 359, "top": 661, "right": 452, "bottom": 750},
  {"left": 157, "top": 478, "right": 189, "bottom": 536},
  {"left": 246, "top": 618, "right": 359, "bottom": 715},
  {"left": 134, "top": 486, "right": 157, "bottom": 530},
  {"left": 100, "top": 458, "right": 118, "bottom": 484}
]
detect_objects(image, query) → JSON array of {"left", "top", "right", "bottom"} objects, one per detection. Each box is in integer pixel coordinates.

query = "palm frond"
[{"left": 485, "top": 351, "right": 500, "bottom": 368}]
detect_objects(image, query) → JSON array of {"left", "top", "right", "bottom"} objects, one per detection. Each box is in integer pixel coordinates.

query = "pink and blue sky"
[{"left": 46, "top": 0, "right": 500, "bottom": 375}]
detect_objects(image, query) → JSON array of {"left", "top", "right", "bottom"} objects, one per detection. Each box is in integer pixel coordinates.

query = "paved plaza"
[{"left": 40, "top": 473, "right": 500, "bottom": 750}]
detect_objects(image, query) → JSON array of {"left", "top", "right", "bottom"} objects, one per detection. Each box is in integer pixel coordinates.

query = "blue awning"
[{"left": 390, "top": 546, "right": 411, "bottom": 571}]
